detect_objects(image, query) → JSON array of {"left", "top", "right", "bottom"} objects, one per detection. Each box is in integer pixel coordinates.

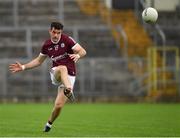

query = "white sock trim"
[{"left": 46, "top": 122, "right": 52, "bottom": 128}]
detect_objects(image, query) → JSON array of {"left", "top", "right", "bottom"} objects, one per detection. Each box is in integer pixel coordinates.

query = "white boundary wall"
[{"left": 145, "top": 0, "right": 180, "bottom": 11}]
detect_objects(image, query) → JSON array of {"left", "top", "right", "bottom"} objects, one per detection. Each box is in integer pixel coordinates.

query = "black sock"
[{"left": 48, "top": 121, "right": 52, "bottom": 125}]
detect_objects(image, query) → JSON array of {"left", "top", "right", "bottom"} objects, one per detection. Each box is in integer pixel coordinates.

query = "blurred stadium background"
[{"left": 0, "top": 0, "right": 180, "bottom": 103}]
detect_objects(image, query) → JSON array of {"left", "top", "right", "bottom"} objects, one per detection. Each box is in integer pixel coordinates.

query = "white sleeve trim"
[
  {"left": 72, "top": 43, "right": 79, "bottom": 50},
  {"left": 39, "top": 53, "right": 47, "bottom": 56}
]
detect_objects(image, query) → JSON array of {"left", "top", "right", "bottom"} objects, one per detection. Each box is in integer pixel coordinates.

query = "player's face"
[{"left": 49, "top": 27, "right": 62, "bottom": 43}]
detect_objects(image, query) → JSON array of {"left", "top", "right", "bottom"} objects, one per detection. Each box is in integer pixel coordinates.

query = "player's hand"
[
  {"left": 9, "top": 61, "right": 25, "bottom": 73},
  {"left": 68, "top": 54, "right": 80, "bottom": 63}
]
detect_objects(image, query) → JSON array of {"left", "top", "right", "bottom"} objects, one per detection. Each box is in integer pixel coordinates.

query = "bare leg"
[
  {"left": 48, "top": 87, "right": 67, "bottom": 123},
  {"left": 44, "top": 65, "right": 73, "bottom": 132},
  {"left": 54, "top": 65, "right": 74, "bottom": 101},
  {"left": 54, "top": 66, "right": 72, "bottom": 89}
]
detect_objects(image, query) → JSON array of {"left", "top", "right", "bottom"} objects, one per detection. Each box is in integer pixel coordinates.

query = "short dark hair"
[{"left": 50, "top": 22, "right": 64, "bottom": 30}]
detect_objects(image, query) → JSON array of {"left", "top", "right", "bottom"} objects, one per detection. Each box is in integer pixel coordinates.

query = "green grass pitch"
[{"left": 0, "top": 103, "right": 180, "bottom": 137}]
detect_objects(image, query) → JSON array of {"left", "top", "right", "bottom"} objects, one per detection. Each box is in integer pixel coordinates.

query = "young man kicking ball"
[{"left": 9, "top": 22, "right": 86, "bottom": 132}]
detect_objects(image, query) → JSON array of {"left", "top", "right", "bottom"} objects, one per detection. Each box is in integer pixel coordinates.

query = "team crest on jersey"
[
  {"left": 61, "top": 43, "right": 65, "bottom": 48},
  {"left": 54, "top": 45, "right": 59, "bottom": 51}
]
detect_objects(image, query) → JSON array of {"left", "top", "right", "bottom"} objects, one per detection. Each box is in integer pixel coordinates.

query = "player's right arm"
[{"left": 9, "top": 54, "right": 47, "bottom": 73}]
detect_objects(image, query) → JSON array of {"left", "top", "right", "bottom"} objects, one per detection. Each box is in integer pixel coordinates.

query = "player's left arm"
[{"left": 69, "top": 43, "right": 86, "bottom": 62}]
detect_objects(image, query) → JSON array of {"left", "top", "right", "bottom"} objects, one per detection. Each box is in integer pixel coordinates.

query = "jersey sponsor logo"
[{"left": 51, "top": 52, "right": 68, "bottom": 61}]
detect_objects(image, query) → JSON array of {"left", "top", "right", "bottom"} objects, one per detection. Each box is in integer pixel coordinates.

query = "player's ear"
[{"left": 49, "top": 29, "right": 52, "bottom": 34}]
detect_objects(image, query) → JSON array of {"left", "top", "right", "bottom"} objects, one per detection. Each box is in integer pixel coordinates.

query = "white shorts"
[{"left": 50, "top": 67, "right": 76, "bottom": 88}]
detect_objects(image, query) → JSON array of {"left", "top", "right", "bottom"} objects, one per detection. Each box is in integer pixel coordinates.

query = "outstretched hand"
[
  {"left": 9, "top": 61, "right": 24, "bottom": 73},
  {"left": 68, "top": 54, "right": 80, "bottom": 63}
]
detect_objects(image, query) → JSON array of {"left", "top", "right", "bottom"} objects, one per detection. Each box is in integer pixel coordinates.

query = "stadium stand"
[
  {"left": 0, "top": 0, "right": 179, "bottom": 102},
  {"left": 158, "top": 11, "right": 180, "bottom": 46},
  {"left": 137, "top": 2, "right": 180, "bottom": 100},
  {"left": 0, "top": 0, "right": 139, "bottom": 102},
  {"left": 77, "top": 0, "right": 180, "bottom": 100}
]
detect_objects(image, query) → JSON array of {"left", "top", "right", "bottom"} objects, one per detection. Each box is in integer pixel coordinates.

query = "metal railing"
[
  {"left": 0, "top": 0, "right": 179, "bottom": 102},
  {"left": 0, "top": 0, "right": 136, "bottom": 101},
  {"left": 0, "top": 25, "right": 114, "bottom": 59},
  {"left": 115, "top": 25, "right": 128, "bottom": 61},
  {"left": 0, "top": 0, "right": 65, "bottom": 27},
  {"left": 1, "top": 56, "right": 178, "bottom": 101},
  {"left": 0, "top": 58, "right": 141, "bottom": 101}
]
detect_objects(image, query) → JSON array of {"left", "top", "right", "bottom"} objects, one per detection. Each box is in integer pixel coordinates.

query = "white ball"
[{"left": 142, "top": 7, "right": 158, "bottom": 23}]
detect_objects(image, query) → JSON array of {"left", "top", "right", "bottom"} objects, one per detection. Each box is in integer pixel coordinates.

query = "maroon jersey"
[{"left": 40, "top": 34, "right": 77, "bottom": 76}]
